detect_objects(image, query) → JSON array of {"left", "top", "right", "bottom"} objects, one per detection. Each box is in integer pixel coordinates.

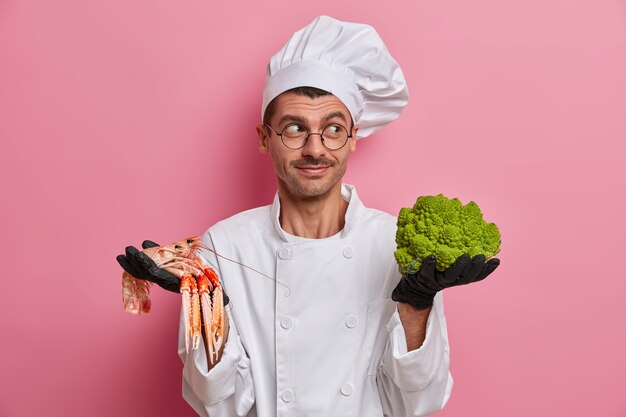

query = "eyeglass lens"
[{"left": 280, "top": 123, "right": 349, "bottom": 150}]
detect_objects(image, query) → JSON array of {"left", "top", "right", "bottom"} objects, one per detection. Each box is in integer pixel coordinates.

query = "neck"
[{"left": 277, "top": 182, "right": 348, "bottom": 239}]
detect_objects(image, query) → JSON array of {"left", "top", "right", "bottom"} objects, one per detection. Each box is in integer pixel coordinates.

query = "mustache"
[{"left": 291, "top": 157, "right": 336, "bottom": 168}]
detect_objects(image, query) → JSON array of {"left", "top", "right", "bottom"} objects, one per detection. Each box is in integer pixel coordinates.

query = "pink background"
[{"left": 1, "top": 0, "right": 625, "bottom": 416}]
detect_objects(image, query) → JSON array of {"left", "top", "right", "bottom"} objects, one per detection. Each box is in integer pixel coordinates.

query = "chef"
[{"left": 117, "top": 15, "right": 500, "bottom": 417}]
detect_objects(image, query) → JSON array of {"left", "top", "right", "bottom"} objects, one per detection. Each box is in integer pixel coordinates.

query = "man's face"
[{"left": 257, "top": 92, "right": 358, "bottom": 199}]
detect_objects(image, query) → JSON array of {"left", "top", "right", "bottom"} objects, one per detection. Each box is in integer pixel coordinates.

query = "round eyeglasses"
[{"left": 264, "top": 122, "right": 352, "bottom": 150}]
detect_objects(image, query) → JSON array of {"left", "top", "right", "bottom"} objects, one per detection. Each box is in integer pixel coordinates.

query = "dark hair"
[{"left": 263, "top": 86, "right": 332, "bottom": 125}]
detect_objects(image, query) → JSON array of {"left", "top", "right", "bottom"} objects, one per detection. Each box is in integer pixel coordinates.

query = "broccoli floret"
[
  {"left": 433, "top": 245, "right": 464, "bottom": 270},
  {"left": 394, "top": 194, "right": 501, "bottom": 273},
  {"left": 397, "top": 207, "right": 412, "bottom": 226},
  {"left": 394, "top": 247, "right": 414, "bottom": 274},
  {"left": 409, "top": 234, "right": 435, "bottom": 259}
]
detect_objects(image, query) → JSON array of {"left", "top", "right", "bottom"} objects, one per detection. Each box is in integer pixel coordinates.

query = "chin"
[{"left": 292, "top": 179, "right": 340, "bottom": 198}]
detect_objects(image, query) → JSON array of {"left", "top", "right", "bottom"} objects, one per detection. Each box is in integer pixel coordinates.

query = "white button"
[
  {"left": 342, "top": 247, "right": 354, "bottom": 258},
  {"left": 280, "top": 316, "right": 293, "bottom": 329},
  {"left": 444, "top": 346, "right": 449, "bottom": 353},
  {"left": 345, "top": 315, "right": 358, "bottom": 328},
  {"left": 278, "top": 247, "right": 292, "bottom": 260},
  {"left": 340, "top": 383, "right": 353, "bottom": 396},
  {"left": 281, "top": 389, "right": 294, "bottom": 403}
]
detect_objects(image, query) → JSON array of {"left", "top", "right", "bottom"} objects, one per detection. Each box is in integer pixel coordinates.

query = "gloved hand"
[
  {"left": 116, "top": 240, "right": 181, "bottom": 293},
  {"left": 116, "top": 240, "right": 229, "bottom": 305},
  {"left": 392, "top": 254, "right": 500, "bottom": 310}
]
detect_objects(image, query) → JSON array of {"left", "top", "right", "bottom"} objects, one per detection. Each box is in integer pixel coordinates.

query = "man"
[{"left": 118, "top": 15, "right": 499, "bottom": 417}]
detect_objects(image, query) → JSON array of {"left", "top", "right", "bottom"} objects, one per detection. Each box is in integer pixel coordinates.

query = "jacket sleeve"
[
  {"left": 177, "top": 230, "right": 255, "bottom": 417},
  {"left": 376, "top": 291, "right": 454, "bottom": 417},
  {"left": 178, "top": 306, "right": 255, "bottom": 416}
]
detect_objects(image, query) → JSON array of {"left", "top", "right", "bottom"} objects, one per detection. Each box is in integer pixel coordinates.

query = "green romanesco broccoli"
[{"left": 394, "top": 194, "right": 501, "bottom": 274}]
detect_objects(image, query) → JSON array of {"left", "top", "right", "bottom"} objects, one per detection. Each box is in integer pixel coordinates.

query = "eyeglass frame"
[{"left": 263, "top": 121, "right": 353, "bottom": 151}]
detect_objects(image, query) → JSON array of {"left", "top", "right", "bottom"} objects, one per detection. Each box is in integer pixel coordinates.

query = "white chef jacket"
[{"left": 178, "top": 184, "right": 453, "bottom": 417}]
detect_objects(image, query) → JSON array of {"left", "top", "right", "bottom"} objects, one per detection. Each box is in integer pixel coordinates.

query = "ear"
[
  {"left": 257, "top": 124, "right": 269, "bottom": 153},
  {"left": 349, "top": 125, "right": 359, "bottom": 153}
]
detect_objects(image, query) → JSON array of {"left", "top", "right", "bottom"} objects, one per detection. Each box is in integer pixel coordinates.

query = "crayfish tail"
[{"left": 122, "top": 272, "right": 152, "bottom": 314}]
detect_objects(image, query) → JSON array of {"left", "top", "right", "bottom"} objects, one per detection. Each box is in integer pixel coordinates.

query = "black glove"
[
  {"left": 116, "top": 240, "right": 181, "bottom": 293},
  {"left": 116, "top": 240, "right": 229, "bottom": 304},
  {"left": 392, "top": 254, "right": 500, "bottom": 310}
]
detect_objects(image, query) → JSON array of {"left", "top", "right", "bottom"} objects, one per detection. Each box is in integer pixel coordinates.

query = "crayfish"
[{"left": 121, "top": 236, "right": 226, "bottom": 364}]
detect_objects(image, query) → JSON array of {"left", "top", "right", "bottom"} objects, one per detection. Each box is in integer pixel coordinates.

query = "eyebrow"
[
  {"left": 277, "top": 114, "right": 307, "bottom": 126},
  {"left": 277, "top": 111, "right": 348, "bottom": 127},
  {"left": 322, "top": 112, "right": 348, "bottom": 124}
]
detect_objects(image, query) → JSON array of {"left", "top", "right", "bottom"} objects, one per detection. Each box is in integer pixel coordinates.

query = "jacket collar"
[{"left": 270, "top": 183, "right": 365, "bottom": 242}]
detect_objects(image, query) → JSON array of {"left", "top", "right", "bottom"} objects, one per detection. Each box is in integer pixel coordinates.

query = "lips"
[
  {"left": 296, "top": 166, "right": 330, "bottom": 175},
  {"left": 291, "top": 158, "right": 335, "bottom": 176}
]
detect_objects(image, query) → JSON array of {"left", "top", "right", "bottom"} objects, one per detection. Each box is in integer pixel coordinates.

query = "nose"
[{"left": 301, "top": 133, "right": 326, "bottom": 158}]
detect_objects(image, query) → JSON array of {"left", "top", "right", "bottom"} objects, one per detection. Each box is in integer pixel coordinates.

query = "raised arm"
[{"left": 377, "top": 253, "right": 500, "bottom": 416}]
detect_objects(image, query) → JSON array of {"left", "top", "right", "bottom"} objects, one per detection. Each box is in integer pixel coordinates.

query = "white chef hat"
[{"left": 262, "top": 15, "right": 409, "bottom": 139}]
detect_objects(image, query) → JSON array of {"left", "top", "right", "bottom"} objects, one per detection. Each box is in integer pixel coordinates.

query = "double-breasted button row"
[
  {"left": 281, "top": 386, "right": 352, "bottom": 401},
  {"left": 278, "top": 246, "right": 353, "bottom": 260},
  {"left": 280, "top": 315, "right": 357, "bottom": 330}
]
